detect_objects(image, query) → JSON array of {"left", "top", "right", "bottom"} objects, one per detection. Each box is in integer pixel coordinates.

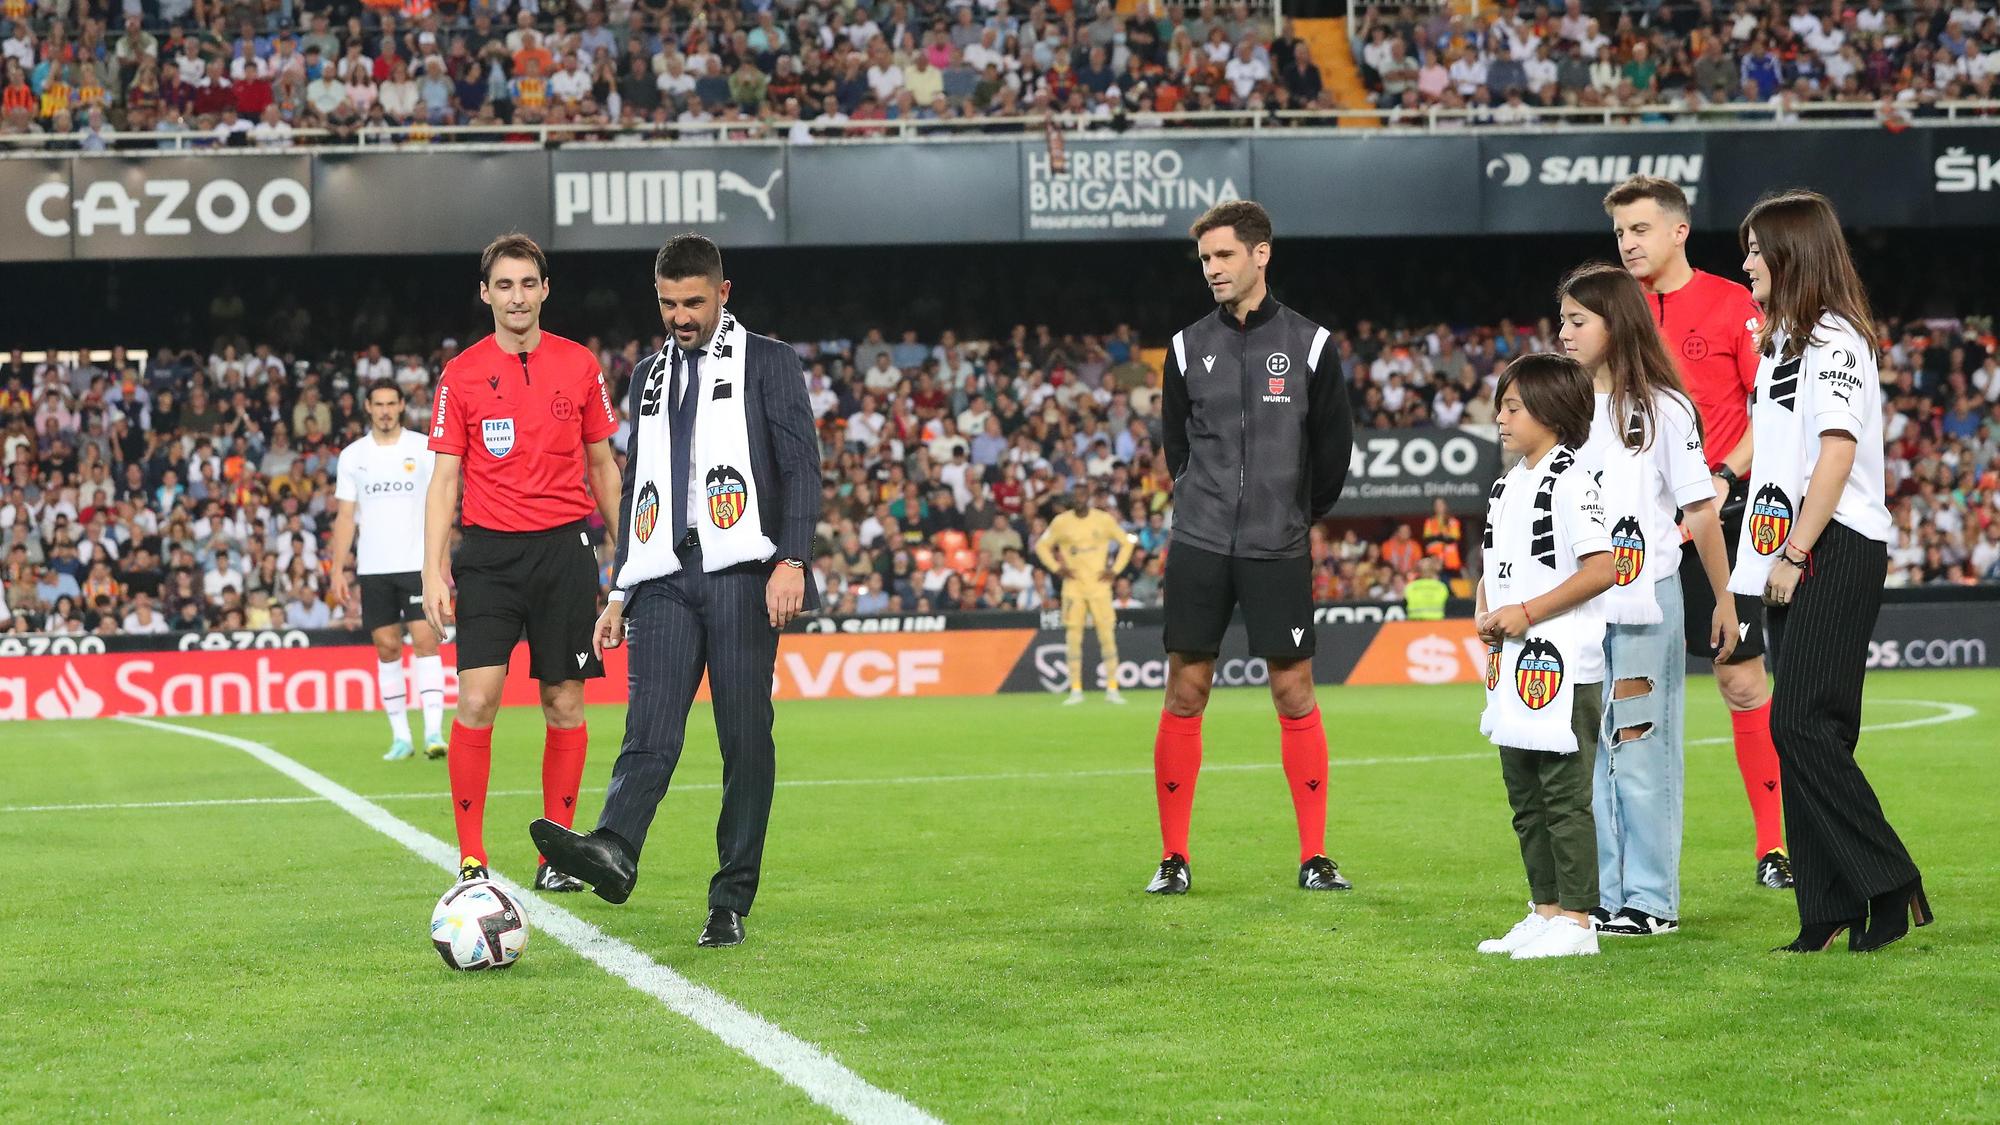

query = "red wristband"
[{"left": 1520, "top": 602, "right": 1535, "bottom": 627}]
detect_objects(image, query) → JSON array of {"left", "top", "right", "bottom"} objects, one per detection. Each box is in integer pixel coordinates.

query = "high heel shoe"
[
  {"left": 1851, "top": 878, "right": 1932, "bottom": 953},
  {"left": 1773, "top": 917, "right": 1864, "bottom": 953}
]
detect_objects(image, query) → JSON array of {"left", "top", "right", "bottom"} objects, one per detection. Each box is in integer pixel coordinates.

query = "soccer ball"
[{"left": 431, "top": 878, "right": 529, "bottom": 971}]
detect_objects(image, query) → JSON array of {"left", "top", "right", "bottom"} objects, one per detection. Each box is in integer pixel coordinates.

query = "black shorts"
[
  {"left": 452, "top": 521, "right": 605, "bottom": 682},
  {"left": 1161, "top": 542, "right": 1313, "bottom": 661},
  {"left": 359, "top": 571, "right": 426, "bottom": 633},
  {"left": 1681, "top": 483, "right": 1765, "bottom": 664}
]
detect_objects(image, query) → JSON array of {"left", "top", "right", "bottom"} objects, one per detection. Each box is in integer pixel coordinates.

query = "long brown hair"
[
  {"left": 1738, "top": 190, "right": 1877, "bottom": 361},
  {"left": 1557, "top": 261, "right": 1699, "bottom": 451}
]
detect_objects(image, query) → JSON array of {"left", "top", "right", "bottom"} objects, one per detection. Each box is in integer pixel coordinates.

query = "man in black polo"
[{"left": 1146, "top": 200, "right": 1355, "bottom": 897}]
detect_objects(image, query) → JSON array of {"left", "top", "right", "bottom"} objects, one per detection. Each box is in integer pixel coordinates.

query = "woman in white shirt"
[
  {"left": 1736, "top": 190, "right": 1927, "bottom": 954},
  {"left": 378, "top": 59, "right": 420, "bottom": 122}
]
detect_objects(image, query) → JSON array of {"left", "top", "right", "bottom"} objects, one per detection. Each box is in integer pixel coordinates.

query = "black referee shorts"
[
  {"left": 1161, "top": 542, "right": 1314, "bottom": 661},
  {"left": 1681, "top": 481, "right": 1766, "bottom": 665},
  {"left": 452, "top": 520, "right": 605, "bottom": 683},
  {"left": 359, "top": 571, "right": 426, "bottom": 633}
]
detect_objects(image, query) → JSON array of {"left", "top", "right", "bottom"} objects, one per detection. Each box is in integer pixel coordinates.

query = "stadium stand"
[
  {"left": 3, "top": 308, "right": 1995, "bottom": 632},
  {"left": 0, "top": 0, "right": 1993, "bottom": 145}
]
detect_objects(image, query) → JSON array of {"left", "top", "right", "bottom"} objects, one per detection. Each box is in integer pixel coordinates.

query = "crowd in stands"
[
  {"left": 0, "top": 0, "right": 1345, "bottom": 147},
  {"left": 1358, "top": 0, "right": 2000, "bottom": 123},
  {"left": 3, "top": 308, "right": 1996, "bottom": 635},
  {"left": 11, "top": 0, "right": 1993, "bottom": 147}
]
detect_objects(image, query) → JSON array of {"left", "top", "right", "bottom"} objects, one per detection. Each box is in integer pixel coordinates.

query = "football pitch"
[{"left": 3, "top": 671, "right": 1995, "bottom": 1121}]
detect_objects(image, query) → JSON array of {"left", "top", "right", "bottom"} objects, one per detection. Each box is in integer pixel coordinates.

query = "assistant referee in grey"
[{"left": 532, "top": 234, "right": 821, "bottom": 949}]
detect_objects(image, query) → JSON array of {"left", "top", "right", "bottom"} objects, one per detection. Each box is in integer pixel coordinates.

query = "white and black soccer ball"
[{"left": 431, "top": 878, "right": 529, "bottom": 971}]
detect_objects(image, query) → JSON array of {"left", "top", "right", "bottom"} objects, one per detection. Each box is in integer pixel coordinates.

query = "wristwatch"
[{"left": 1712, "top": 465, "right": 1741, "bottom": 487}]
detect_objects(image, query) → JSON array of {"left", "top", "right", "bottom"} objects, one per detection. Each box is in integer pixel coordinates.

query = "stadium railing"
[{"left": 4, "top": 100, "right": 1997, "bottom": 149}]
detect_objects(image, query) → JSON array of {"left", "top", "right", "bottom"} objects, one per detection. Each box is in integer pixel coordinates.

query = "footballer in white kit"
[{"left": 330, "top": 380, "right": 450, "bottom": 761}]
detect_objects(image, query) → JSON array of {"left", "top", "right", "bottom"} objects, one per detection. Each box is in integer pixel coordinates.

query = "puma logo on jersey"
[{"left": 1202, "top": 355, "right": 1215, "bottom": 372}]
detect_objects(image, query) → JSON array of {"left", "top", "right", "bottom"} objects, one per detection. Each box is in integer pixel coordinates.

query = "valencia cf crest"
[
  {"left": 1515, "top": 639, "right": 1564, "bottom": 711},
  {"left": 706, "top": 465, "right": 748, "bottom": 530},
  {"left": 1610, "top": 516, "right": 1646, "bottom": 587},
  {"left": 1748, "top": 483, "right": 1794, "bottom": 556},
  {"left": 1485, "top": 647, "right": 1501, "bottom": 691},
  {"left": 633, "top": 480, "right": 660, "bottom": 544}
]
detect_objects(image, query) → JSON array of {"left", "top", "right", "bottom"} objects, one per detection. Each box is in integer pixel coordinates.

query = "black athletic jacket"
[{"left": 1162, "top": 295, "right": 1353, "bottom": 560}]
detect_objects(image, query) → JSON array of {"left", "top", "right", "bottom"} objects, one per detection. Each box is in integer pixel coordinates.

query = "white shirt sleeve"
[
  {"left": 1807, "top": 315, "right": 1872, "bottom": 439},
  {"left": 1556, "top": 468, "right": 1611, "bottom": 560},
  {"left": 1654, "top": 393, "right": 1714, "bottom": 509},
  {"left": 333, "top": 446, "right": 359, "bottom": 503}
]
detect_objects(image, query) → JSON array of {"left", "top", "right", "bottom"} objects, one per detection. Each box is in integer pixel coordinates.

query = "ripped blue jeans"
[{"left": 1594, "top": 572, "right": 1686, "bottom": 921}]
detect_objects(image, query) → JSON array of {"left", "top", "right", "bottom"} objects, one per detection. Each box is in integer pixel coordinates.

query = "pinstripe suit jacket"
[{"left": 613, "top": 332, "right": 822, "bottom": 611}]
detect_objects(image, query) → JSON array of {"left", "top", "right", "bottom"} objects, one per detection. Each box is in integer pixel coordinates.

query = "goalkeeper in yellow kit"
[{"left": 1035, "top": 490, "right": 1138, "bottom": 705}]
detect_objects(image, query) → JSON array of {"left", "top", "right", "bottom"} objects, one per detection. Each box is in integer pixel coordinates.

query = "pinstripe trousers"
[
  {"left": 597, "top": 543, "right": 780, "bottom": 916},
  {"left": 1766, "top": 520, "right": 1919, "bottom": 924}
]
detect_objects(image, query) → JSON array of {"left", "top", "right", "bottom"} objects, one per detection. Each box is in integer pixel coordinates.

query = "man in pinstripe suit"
[{"left": 531, "top": 234, "right": 821, "bottom": 948}]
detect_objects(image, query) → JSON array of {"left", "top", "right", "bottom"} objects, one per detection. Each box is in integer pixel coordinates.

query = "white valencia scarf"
[
  {"left": 1730, "top": 332, "right": 1804, "bottom": 596},
  {"left": 616, "top": 310, "right": 774, "bottom": 588},
  {"left": 1480, "top": 446, "right": 1605, "bottom": 755},
  {"left": 1591, "top": 397, "right": 1663, "bottom": 626}
]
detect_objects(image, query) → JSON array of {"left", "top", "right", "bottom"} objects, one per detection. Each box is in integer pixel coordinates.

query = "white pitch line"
[
  {"left": 4, "top": 699, "right": 1975, "bottom": 818},
  {"left": 114, "top": 716, "right": 940, "bottom": 1125}
]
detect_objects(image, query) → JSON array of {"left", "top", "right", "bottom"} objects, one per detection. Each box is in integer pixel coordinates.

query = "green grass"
[{"left": 2, "top": 670, "right": 1995, "bottom": 1121}]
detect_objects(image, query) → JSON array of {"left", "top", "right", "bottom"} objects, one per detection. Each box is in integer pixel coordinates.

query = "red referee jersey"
[
  {"left": 1647, "top": 269, "right": 1762, "bottom": 470},
  {"left": 428, "top": 332, "right": 619, "bottom": 532}
]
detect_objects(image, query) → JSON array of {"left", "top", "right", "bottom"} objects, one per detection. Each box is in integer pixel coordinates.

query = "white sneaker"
[
  {"left": 1476, "top": 909, "right": 1549, "bottom": 954},
  {"left": 1105, "top": 688, "right": 1127, "bottom": 705},
  {"left": 1511, "top": 916, "right": 1600, "bottom": 959},
  {"left": 1064, "top": 690, "right": 1085, "bottom": 705}
]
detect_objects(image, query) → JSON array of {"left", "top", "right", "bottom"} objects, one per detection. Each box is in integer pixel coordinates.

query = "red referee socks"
[
  {"left": 1154, "top": 711, "right": 1203, "bottom": 861},
  {"left": 447, "top": 720, "right": 493, "bottom": 867},
  {"left": 1279, "top": 707, "right": 1329, "bottom": 864},
  {"left": 542, "top": 723, "right": 589, "bottom": 847},
  {"left": 1731, "top": 702, "right": 1785, "bottom": 857}
]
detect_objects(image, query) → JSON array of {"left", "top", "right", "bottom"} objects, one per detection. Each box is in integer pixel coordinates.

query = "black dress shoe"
[
  {"left": 699, "top": 908, "right": 744, "bottom": 948},
  {"left": 528, "top": 819, "right": 637, "bottom": 905},
  {"left": 1773, "top": 916, "right": 1864, "bottom": 953},
  {"left": 1852, "top": 878, "right": 1933, "bottom": 953}
]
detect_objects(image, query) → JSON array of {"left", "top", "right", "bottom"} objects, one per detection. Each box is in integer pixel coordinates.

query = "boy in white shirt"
[{"left": 1474, "top": 354, "right": 1617, "bottom": 960}]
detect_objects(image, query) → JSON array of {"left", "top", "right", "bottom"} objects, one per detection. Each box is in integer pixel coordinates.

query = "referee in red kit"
[{"left": 423, "top": 233, "right": 622, "bottom": 893}]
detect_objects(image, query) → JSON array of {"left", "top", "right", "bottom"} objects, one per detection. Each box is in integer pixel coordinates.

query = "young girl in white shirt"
[{"left": 1556, "top": 262, "right": 1740, "bottom": 939}]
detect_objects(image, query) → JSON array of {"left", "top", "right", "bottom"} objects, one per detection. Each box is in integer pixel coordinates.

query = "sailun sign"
[
  {"left": 1023, "top": 140, "right": 1246, "bottom": 239},
  {"left": 1476, "top": 135, "right": 1710, "bottom": 231}
]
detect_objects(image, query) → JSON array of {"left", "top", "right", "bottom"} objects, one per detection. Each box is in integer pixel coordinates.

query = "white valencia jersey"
[{"left": 335, "top": 429, "right": 434, "bottom": 575}]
